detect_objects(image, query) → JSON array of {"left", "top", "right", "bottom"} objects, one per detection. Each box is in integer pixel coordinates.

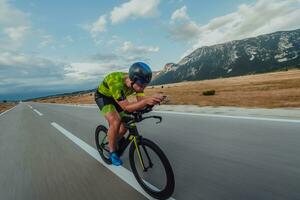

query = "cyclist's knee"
[
  {"left": 110, "top": 120, "right": 121, "bottom": 130},
  {"left": 119, "top": 123, "right": 128, "bottom": 134},
  {"left": 105, "top": 112, "right": 121, "bottom": 130},
  {"left": 120, "top": 122, "right": 127, "bottom": 130}
]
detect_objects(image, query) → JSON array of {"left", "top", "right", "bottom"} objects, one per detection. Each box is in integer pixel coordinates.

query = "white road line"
[
  {"left": 0, "top": 105, "right": 17, "bottom": 117},
  {"left": 42, "top": 102, "right": 97, "bottom": 108},
  {"left": 34, "top": 102, "right": 300, "bottom": 123},
  {"left": 51, "top": 122, "right": 175, "bottom": 200},
  {"left": 33, "top": 109, "right": 43, "bottom": 116},
  {"left": 153, "top": 111, "right": 300, "bottom": 123},
  {"left": 43, "top": 103, "right": 300, "bottom": 123},
  {"left": 27, "top": 105, "right": 33, "bottom": 109}
]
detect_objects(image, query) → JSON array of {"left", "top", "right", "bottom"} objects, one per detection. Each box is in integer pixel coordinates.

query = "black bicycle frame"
[{"left": 116, "top": 122, "right": 153, "bottom": 171}]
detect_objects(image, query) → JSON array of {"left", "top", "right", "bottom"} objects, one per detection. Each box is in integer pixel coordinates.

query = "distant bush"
[
  {"left": 161, "top": 85, "right": 164, "bottom": 88},
  {"left": 3, "top": 100, "right": 7, "bottom": 103},
  {"left": 90, "top": 93, "right": 93, "bottom": 96},
  {"left": 202, "top": 90, "right": 216, "bottom": 96}
]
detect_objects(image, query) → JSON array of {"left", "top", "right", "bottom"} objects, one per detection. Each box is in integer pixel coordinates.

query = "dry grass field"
[
  {"left": 0, "top": 103, "right": 16, "bottom": 113},
  {"left": 35, "top": 69, "right": 300, "bottom": 108}
]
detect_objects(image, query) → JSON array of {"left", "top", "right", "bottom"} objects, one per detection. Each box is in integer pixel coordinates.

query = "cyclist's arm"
[
  {"left": 136, "top": 96, "right": 145, "bottom": 102},
  {"left": 116, "top": 99, "right": 148, "bottom": 113},
  {"left": 137, "top": 94, "right": 166, "bottom": 103},
  {"left": 136, "top": 92, "right": 145, "bottom": 102}
]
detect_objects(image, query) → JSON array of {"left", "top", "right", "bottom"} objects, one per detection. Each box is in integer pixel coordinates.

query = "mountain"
[
  {"left": 151, "top": 29, "right": 300, "bottom": 85},
  {"left": 24, "top": 88, "right": 96, "bottom": 101}
]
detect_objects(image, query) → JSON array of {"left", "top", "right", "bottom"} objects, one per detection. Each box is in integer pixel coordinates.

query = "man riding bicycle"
[{"left": 95, "top": 62, "right": 164, "bottom": 166}]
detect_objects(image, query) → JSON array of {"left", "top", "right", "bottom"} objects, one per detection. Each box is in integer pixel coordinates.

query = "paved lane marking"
[
  {"left": 0, "top": 105, "right": 17, "bottom": 117},
  {"left": 33, "top": 109, "right": 43, "bottom": 116},
  {"left": 41, "top": 102, "right": 97, "bottom": 108},
  {"left": 35, "top": 103, "right": 300, "bottom": 124},
  {"left": 51, "top": 122, "right": 176, "bottom": 200},
  {"left": 24, "top": 103, "right": 33, "bottom": 109},
  {"left": 153, "top": 111, "right": 300, "bottom": 124}
]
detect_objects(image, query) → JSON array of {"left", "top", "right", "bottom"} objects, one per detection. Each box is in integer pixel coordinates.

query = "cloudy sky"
[{"left": 1, "top": 0, "right": 300, "bottom": 100}]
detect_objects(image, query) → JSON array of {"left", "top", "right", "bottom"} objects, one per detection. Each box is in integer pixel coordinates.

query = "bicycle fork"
[{"left": 130, "top": 135, "right": 153, "bottom": 172}]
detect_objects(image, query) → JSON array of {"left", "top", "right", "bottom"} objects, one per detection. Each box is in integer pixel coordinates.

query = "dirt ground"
[
  {"left": 35, "top": 69, "right": 300, "bottom": 108},
  {"left": 0, "top": 103, "right": 16, "bottom": 113}
]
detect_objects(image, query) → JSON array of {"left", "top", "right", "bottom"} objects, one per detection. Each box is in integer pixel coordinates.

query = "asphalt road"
[{"left": 0, "top": 102, "right": 300, "bottom": 200}]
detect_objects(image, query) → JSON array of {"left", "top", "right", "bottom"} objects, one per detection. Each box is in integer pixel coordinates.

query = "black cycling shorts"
[{"left": 94, "top": 91, "right": 124, "bottom": 115}]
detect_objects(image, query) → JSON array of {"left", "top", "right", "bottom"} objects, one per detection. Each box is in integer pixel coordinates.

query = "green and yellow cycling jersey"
[{"left": 98, "top": 72, "right": 144, "bottom": 101}]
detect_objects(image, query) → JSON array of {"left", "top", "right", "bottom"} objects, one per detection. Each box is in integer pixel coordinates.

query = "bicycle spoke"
[
  {"left": 142, "top": 144, "right": 153, "bottom": 168},
  {"left": 95, "top": 125, "right": 111, "bottom": 164},
  {"left": 133, "top": 144, "right": 167, "bottom": 191}
]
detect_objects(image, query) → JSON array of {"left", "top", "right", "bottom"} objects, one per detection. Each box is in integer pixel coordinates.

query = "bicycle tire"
[
  {"left": 95, "top": 125, "right": 111, "bottom": 164},
  {"left": 129, "top": 138, "right": 175, "bottom": 199}
]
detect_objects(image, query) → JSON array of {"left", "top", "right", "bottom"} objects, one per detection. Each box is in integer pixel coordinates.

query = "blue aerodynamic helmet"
[{"left": 128, "top": 62, "right": 152, "bottom": 85}]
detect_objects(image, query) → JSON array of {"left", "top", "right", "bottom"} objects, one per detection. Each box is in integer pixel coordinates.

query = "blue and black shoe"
[{"left": 110, "top": 152, "right": 123, "bottom": 166}]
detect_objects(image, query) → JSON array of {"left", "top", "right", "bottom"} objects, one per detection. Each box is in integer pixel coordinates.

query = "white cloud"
[
  {"left": 123, "top": 55, "right": 151, "bottom": 63},
  {"left": 90, "top": 53, "right": 120, "bottom": 61},
  {"left": 171, "top": 6, "right": 189, "bottom": 22},
  {"left": 110, "top": 0, "right": 160, "bottom": 24},
  {"left": 169, "top": 6, "right": 200, "bottom": 41},
  {"left": 169, "top": 0, "right": 300, "bottom": 56},
  {"left": 198, "top": 0, "right": 300, "bottom": 46},
  {"left": 64, "top": 35, "right": 74, "bottom": 43},
  {"left": 0, "top": 51, "right": 66, "bottom": 95},
  {"left": 0, "top": 1, "right": 60, "bottom": 51},
  {"left": 0, "top": 50, "right": 126, "bottom": 84},
  {"left": 64, "top": 62, "right": 127, "bottom": 80},
  {"left": 0, "top": 51, "right": 63, "bottom": 71},
  {"left": 3, "top": 26, "right": 30, "bottom": 42},
  {"left": 170, "top": 21, "right": 201, "bottom": 41},
  {"left": 107, "top": 35, "right": 119, "bottom": 45},
  {"left": 0, "top": 51, "right": 29, "bottom": 66},
  {"left": 0, "top": 0, "right": 29, "bottom": 27},
  {"left": 82, "top": 15, "right": 106, "bottom": 44},
  {"left": 0, "top": 0, "right": 31, "bottom": 49},
  {"left": 119, "top": 41, "right": 159, "bottom": 54},
  {"left": 39, "top": 35, "right": 55, "bottom": 48},
  {"left": 59, "top": 35, "right": 74, "bottom": 48},
  {"left": 89, "top": 15, "right": 107, "bottom": 38},
  {"left": 0, "top": 51, "right": 129, "bottom": 99}
]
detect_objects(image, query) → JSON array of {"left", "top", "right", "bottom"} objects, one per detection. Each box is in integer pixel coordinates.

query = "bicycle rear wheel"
[
  {"left": 95, "top": 125, "right": 111, "bottom": 164},
  {"left": 129, "top": 138, "right": 175, "bottom": 200}
]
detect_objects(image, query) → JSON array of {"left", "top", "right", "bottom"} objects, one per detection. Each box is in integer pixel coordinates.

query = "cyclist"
[{"left": 95, "top": 62, "right": 164, "bottom": 166}]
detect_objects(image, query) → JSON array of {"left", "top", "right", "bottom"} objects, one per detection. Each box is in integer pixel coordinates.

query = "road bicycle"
[{"left": 95, "top": 105, "right": 175, "bottom": 199}]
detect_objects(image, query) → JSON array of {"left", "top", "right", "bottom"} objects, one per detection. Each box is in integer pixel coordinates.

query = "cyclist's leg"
[
  {"left": 118, "top": 122, "right": 128, "bottom": 138},
  {"left": 114, "top": 103, "right": 128, "bottom": 139},
  {"left": 104, "top": 111, "right": 122, "bottom": 153},
  {"left": 94, "top": 91, "right": 122, "bottom": 153},
  {"left": 95, "top": 92, "right": 123, "bottom": 165},
  {"left": 105, "top": 112, "right": 123, "bottom": 165}
]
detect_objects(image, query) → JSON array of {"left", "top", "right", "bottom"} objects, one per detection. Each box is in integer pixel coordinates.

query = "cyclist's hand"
[
  {"left": 153, "top": 95, "right": 167, "bottom": 103},
  {"left": 154, "top": 95, "right": 167, "bottom": 101},
  {"left": 144, "top": 97, "right": 162, "bottom": 106}
]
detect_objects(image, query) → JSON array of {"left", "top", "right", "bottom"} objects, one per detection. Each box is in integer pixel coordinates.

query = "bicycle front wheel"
[
  {"left": 129, "top": 138, "right": 175, "bottom": 200},
  {"left": 95, "top": 125, "right": 111, "bottom": 164}
]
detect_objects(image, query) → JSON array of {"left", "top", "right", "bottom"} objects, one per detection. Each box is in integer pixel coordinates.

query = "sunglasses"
[
  {"left": 135, "top": 81, "right": 148, "bottom": 87},
  {"left": 136, "top": 78, "right": 149, "bottom": 84}
]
